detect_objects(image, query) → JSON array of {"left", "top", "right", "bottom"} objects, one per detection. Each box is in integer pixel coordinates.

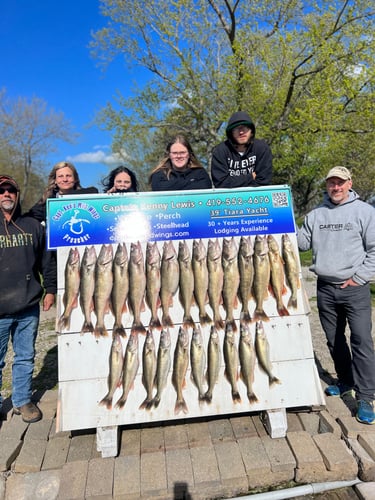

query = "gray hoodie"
[{"left": 297, "top": 190, "right": 375, "bottom": 285}]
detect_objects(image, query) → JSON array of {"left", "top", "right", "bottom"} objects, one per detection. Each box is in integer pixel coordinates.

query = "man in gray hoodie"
[{"left": 298, "top": 166, "right": 375, "bottom": 424}]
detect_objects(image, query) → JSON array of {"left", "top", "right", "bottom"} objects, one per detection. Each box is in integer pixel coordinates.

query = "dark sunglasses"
[{"left": 0, "top": 186, "right": 17, "bottom": 195}]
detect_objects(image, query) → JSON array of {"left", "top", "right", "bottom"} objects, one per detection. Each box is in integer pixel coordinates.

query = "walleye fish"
[
  {"left": 239, "top": 322, "right": 258, "bottom": 404},
  {"left": 192, "top": 239, "right": 212, "bottom": 325},
  {"left": 160, "top": 240, "right": 179, "bottom": 327},
  {"left": 111, "top": 243, "right": 129, "bottom": 337},
  {"left": 99, "top": 333, "right": 123, "bottom": 410},
  {"left": 204, "top": 325, "right": 221, "bottom": 403},
  {"left": 79, "top": 245, "right": 97, "bottom": 334},
  {"left": 115, "top": 332, "right": 140, "bottom": 409},
  {"left": 139, "top": 329, "right": 157, "bottom": 410},
  {"left": 152, "top": 328, "right": 172, "bottom": 408},
  {"left": 267, "top": 235, "right": 289, "bottom": 317},
  {"left": 94, "top": 244, "right": 113, "bottom": 337},
  {"left": 190, "top": 325, "right": 206, "bottom": 401},
  {"left": 222, "top": 237, "right": 240, "bottom": 331},
  {"left": 178, "top": 240, "right": 195, "bottom": 328},
  {"left": 252, "top": 235, "right": 270, "bottom": 322},
  {"left": 255, "top": 320, "right": 281, "bottom": 387},
  {"left": 145, "top": 241, "right": 161, "bottom": 329},
  {"left": 58, "top": 247, "right": 80, "bottom": 332},
  {"left": 281, "top": 234, "right": 301, "bottom": 309},
  {"left": 238, "top": 236, "right": 254, "bottom": 324},
  {"left": 207, "top": 239, "right": 224, "bottom": 330},
  {"left": 223, "top": 322, "right": 241, "bottom": 403},
  {"left": 172, "top": 326, "right": 190, "bottom": 415},
  {"left": 128, "top": 241, "right": 146, "bottom": 334}
]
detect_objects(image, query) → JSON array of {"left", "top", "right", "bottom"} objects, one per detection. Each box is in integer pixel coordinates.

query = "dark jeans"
[{"left": 317, "top": 280, "right": 375, "bottom": 401}]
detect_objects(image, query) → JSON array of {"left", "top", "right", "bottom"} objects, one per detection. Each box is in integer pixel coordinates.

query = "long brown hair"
[
  {"left": 39, "top": 161, "right": 82, "bottom": 202},
  {"left": 149, "top": 135, "right": 202, "bottom": 182}
]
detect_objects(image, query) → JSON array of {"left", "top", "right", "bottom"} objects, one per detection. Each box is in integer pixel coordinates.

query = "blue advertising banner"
[{"left": 47, "top": 185, "right": 296, "bottom": 249}]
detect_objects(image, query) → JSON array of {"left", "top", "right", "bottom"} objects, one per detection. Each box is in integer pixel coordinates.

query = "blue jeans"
[
  {"left": 0, "top": 304, "right": 40, "bottom": 408},
  {"left": 317, "top": 280, "right": 375, "bottom": 402}
]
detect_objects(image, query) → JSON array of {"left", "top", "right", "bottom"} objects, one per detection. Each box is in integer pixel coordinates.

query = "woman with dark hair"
[
  {"left": 149, "top": 135, "right": 212, "bottom": 191},
  {"left": 27, "top": 161, "right": 98, "bottom": 222},
  {"left": 102, "top": 166, "right": 139, "bottom": 193}
]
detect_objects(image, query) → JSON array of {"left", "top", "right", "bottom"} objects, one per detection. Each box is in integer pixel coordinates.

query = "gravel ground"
[{"left": 1, "top": 267, "right": 372, "bottom": 401}]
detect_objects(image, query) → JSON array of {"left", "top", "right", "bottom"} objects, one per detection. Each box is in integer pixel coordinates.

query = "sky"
[{"left": 1, "top": 0, "right": 140, "bottom": 189}]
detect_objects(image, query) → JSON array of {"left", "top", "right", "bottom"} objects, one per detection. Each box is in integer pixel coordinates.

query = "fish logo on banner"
[{"left": 57, "top": 204, "right": 100, "bottom": 244}]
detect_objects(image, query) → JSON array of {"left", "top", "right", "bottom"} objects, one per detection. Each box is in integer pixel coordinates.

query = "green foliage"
[{"left": 91, "top": 0, "right": 375, "bottom": 212}]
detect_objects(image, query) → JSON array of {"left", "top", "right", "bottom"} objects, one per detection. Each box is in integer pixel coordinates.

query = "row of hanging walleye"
[
  {"left": 58, "top": 234, "right": 300, "bottom": 336},
  {"left": 100, "top": 320, "right": 281, "bottom": 414}
]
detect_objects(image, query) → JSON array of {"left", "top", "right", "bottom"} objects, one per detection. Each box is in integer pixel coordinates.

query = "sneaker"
[
  {"left": 13, "top": 402, "right": 42, "bottom": 423},
  {"left": 325, "top": 382, "right": 353, "bottom": 397},
  {"left": 356, "top": 400, "right": 375, "bottom": 425}
]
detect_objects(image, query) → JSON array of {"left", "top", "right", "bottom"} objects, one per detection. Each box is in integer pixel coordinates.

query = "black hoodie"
[
  {"left": 0, "top": 177, "right": 56, "bottom": 315},
  {"left": 211, "top": 111, "right": 272, "bottom": 188}
]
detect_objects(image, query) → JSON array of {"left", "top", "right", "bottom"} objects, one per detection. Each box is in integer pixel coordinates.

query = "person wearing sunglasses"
[
  {"left": 211, "top": 111, "right": 272, "bottom": 189},
  {"left": 149, "top": 135, "right": 212, "bottom": 191},
  {"left": 0, "top": 175, "right": 56, "bottom": 423}
]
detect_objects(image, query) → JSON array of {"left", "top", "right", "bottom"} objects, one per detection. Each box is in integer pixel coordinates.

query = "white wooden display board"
[{"left": 55, "top": 236, "right": 325, "bottom": 432}]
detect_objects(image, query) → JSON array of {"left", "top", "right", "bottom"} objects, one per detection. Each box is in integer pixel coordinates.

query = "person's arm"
[
  {"left": 191, "top": 169, "right": 212, "bottom": 189},
  {"left": 211, "top": 145, "right": 240, "bottom": 188},
  {"left": 352, "top": 207, "right": 375, "bottom": 285},
  {"left": 25, "top": 201, "right": 46, "bottom": 223},
  {"left": 250, "top": 141, "right": 273, "bottom": 187},
  {"left": 151, "top": 171, "right": 171, "bottom": 191},
  {"left": 39, "top": 226, "right": 57, "bottom": 310},
  {"left": 296, "top": 216, "right": 313, "bottom": 252}
]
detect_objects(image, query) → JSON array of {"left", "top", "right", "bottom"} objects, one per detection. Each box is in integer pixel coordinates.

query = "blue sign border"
[{"left": 46, "top": 185, "right": 296, "bottom": 249}]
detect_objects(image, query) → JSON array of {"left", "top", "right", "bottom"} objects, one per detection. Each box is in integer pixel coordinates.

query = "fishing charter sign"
[{"left": 48, "top": 186, "right": 325, "bottom": 433}]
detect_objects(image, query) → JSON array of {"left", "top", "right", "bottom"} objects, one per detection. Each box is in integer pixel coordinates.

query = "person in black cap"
[
  {"left": 0, "top": 175, "right": 56, "bottom": 423},
  {"left": 211, "top": 111, "right": 272, "bottom": 188}
]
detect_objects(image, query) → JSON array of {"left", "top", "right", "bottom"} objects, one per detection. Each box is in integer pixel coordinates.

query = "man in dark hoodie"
[
  {"left": 211, "top": 111, "right": 272, "bottom": 188},
  {"left": 0, "top": 175, "right": 56, "bottom": 423}
]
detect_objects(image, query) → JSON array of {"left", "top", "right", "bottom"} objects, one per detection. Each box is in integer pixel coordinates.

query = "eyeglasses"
[
  {"left": 170, "top": 151, "right": 189, "bottom": 157},
  {"left": 0, "top": 186, "right": 17, "bottom": 195}
]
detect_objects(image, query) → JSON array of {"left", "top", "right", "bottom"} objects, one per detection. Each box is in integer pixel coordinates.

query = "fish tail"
[
  {"left": 139, "top": 398, "right": 152, "bottom": 411},
  {"left": 151, "top": 396, "right": 161, "bottom": 408},
  {"left": 232, "top": 391, "right": 242, "bottom": 403},
  {"left": 174, "top": 398, "right": 188, "bottom": 415},
  {"left": 214, "top": 317, "right": 225, "bottom": 330},
  {"left": 99, "top": 395, "right": 113, "bottom": 410},
  {"left": 287, "top": 296, "right": 298, "bottom": 309},
  {"left": 203, "top": 391, "right": 213, "bottom": 403},
  {"left": 183, "top": 315, "right": 195, "bottom": 329},
  {"left": 58, "top": 314, "right": 70, "bottom": 332},
  {"left": 253, "top": 309, "right": 270, "bottom": 322},
  {"left": 277, "top": 305, "right": 290, "bottom": 317},
  {"left": 115, "top": 398, "right": 126, "bottom": 410},
  {"left": 81, "top": 321, "right": 94, "bottom": 334},
  {"left": 247, "top": 392, "right": 259, "bottom": 404},
  {"left": 199, "top": 313, "right": 212, "bottom": 326},
  {"left": 269, "top": 375, "right": 282, "bottom": 387},
  {"left": 131, "top": 322, "right": 146, "bottom": 335},
  {"left": 162, "top": 315, "right": 174, "bottom": 328},
  {"left": 149, "top": 317, "right": 162, "bottom": 330},
  {"left": 113, "top": 324, "right": 127, "bottom": 337},
  {"left": 225, "top": 318, "right": 237, "bottom": 332},
  {"left": 240, "top": 311, "right": 252, "bottom": 324},
  {"left": 94, "top": 325, "right": 109, "bottom": 338}
]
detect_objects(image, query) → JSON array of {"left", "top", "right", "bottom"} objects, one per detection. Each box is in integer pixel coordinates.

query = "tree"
[
  {"left": 0, "top": 89, "right": 77, "bottom": 204},
  {"left": 91, "top": 0, "right": 375, "bottom": 213}
]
